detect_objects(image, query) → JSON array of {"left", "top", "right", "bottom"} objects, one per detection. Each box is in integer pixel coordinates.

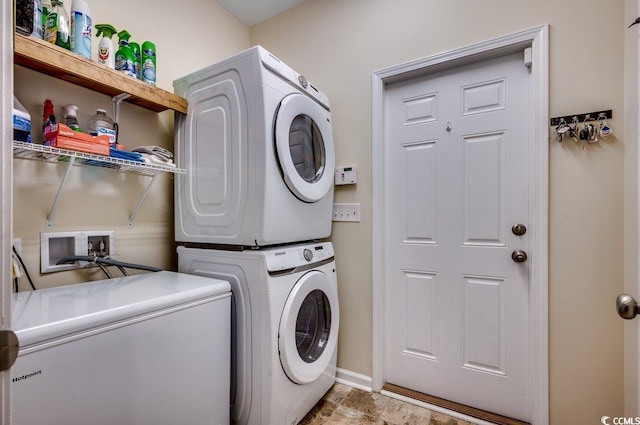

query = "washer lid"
[
  {"left": 275, "top": 93, "right": 335, "bottom": 203},
  {"left": 278, "top": 270, "right": 339, "bottom": 384}
]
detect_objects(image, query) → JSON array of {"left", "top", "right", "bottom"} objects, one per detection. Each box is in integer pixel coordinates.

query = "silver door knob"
[
  {"left": 511, "top": 249, "right": 528, "bottom": 263},
  {"left": 616, "top": 294, "right": 640, "bottom": 320}
]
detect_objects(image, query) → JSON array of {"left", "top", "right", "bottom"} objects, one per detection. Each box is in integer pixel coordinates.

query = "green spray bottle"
[
  {"left": 95, "top": 24, "right": 117, "bottom": 69},
  {"left": 115, "top": 30, "right": 135, "bottom": 78}
]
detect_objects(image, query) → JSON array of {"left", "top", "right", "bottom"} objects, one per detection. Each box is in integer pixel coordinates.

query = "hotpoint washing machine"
[
  {"left": 177, "top": 241, "right": 339, "bottom": 425},
  {"left": 174, "top": 45, "right": 335, "bottom": 248}
]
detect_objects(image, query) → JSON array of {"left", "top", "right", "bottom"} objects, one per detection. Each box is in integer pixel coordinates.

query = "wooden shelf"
[{"left": 14, "top": 33, "right": 187, "bottom": 114}]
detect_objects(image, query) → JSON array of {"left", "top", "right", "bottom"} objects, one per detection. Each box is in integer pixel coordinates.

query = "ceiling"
[{"left": 217, "top": 0, "right": 310, "bottom": 26}]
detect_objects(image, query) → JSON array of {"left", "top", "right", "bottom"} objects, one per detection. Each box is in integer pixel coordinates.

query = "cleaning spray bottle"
[
  {"left": 63, "top": 104, "right": 81, "bottom": 132},
  {"left": 42, "top": 99, "right": 56, "bottom": 142},
  {"left": 95, "top": 24, "right": 117, "bottom": 68},
  {"left": 44, "top": 0, "right": 70, "bottom": 50},
  {"left": 141, "top": 40, "right": 156, "bottom": 85},
  {"left": 130, "top": 41, "right": 141, "bottom": 80},
  {"left": 115, "top": 30, "right": 135, "bottom": 78}
]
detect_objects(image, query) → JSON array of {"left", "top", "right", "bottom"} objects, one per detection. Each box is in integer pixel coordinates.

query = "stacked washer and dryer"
[{"left": 173, "top": 46, "right": 340, "bottom": 425}]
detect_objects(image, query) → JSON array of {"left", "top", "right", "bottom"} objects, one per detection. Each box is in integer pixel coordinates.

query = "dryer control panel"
[{"left": 265, "top": 242, "right": 334, "bottom": 272}]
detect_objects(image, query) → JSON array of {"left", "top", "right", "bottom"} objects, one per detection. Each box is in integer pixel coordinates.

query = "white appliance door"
[
  {"left": 274, "top": 94, "right": 335, "bottom": 203},
  {"left": 278, "top": 270, "right": 339, "bottom": 384}
]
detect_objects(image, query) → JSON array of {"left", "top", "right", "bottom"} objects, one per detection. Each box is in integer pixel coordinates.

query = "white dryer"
[
  {"left": 178, "top": 242, "right": 339, "bottom": 425},
  {"left": 174, "top": 46, "right": 335, "bottom": 247}
]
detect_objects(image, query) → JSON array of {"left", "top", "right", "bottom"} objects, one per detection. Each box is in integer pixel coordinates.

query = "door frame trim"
[{"left": 371, "top": 25, "right": 549, "bottom": 424}]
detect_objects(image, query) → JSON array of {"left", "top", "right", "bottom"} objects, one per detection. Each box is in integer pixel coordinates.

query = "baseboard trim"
[{"left": 335, "top": 368, "right": 373, "bottom": 392}]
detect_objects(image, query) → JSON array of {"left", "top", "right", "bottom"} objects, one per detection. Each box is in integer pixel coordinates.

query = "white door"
[
  {"left": 274, "top": 94, "right": 335, "bottom": 202},
  {"left": 384, "top": 51, "right": 531, "bottom": 421}
]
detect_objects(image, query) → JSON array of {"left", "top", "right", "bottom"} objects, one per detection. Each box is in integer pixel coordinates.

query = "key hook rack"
[{"left": 551, "top": 109, "right": 613, "bottom": 145}]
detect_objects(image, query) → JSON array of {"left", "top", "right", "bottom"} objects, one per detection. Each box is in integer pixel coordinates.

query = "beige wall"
[
  {"left": 250, "top": 0, "right": 626, "bottom": 422},
  {"left": 13, "top": 1, "right": 249, "bottom": 287}
]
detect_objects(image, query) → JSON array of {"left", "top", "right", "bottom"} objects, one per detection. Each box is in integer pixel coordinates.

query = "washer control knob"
[
  {"left": 298, "top": 75, "right": 309, "bottom": 88},
  {"left": 303, "top": 248, "right": 313, "bottom": 261}
]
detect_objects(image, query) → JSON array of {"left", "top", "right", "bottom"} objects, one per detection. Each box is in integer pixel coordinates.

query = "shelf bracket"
[
  {"left": 112, "top": 93, "right": 131, "bottom": 124},
  {"left": 46, "top": 156, "right": 76, "bottom": 229},
  {"left": 128, "top": 171, "right": 161, "bottom": 227}
]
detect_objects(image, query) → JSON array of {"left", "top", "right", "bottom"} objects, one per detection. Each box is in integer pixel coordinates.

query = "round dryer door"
[
  {"left": 274, "top": 93, "right": 335, "bottom": 203},
  {"left": 278, "top": 270, "right": 339, "bottom": 384}
]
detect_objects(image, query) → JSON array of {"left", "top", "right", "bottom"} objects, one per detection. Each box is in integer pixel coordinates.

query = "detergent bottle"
[
  {"left": 115, "top": 30, "right": 135, "bottom": 78},
  {"left": 44, "top": 0, "right": 70, "bottom": 50},
  {"left": 95, "top": 24, "right": 117, "bottom": 68},
  {"left": 70, "top": 0, "right": 91, "bottom": 59}
]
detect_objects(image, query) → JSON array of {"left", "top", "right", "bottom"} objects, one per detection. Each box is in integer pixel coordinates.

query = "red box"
[{"left": 44, "top": 123, "right": 110, "bottom": 156}]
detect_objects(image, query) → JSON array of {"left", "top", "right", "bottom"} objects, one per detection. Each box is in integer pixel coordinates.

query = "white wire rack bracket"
[{"left": 12, "top": 141, "right": 186, "bottom": 227}]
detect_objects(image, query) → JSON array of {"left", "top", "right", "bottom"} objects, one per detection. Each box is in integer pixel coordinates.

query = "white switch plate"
[
  {"left": 333, "top": 203, "right": 361, "bottom": 222},
  {"left": 335, "top": 165, "right": 357, "bottom": 185}
]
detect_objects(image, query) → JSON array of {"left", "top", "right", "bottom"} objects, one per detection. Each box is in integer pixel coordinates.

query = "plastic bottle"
[
  {"left": 13, "top": 96, "right": 32, "bottom": 143},
  {"left": 42, "top": 99, "right": 56, "bottom": 141},
  {"left": 130, "top": 41, "right": 141, "bottom": 80},
  {"left": 63, "top": 104, "right": 81, "bottom": 132},
  {"left": 70, "top": 0, "right": 91, "bottom": 59},
  {"left": 141, "top": 40, "right": 156, "bottom": 85},
  {"left": 87, "top": 109, "right": 116, "bottom": 148},
  {"left": 32, "top": 0, "right": 43, "bottom": 39},
  {"left": 41, "top": 0, "right": 51, "bottom": 30},
  {"left": 44, "top": 0, "right": 70, "bottom": 50},
  {"left": 95, "top": 24, "right": 117, "bottom": 68},
  {"left": 115, "top": 30, "right": 136, "bottom": 78}
]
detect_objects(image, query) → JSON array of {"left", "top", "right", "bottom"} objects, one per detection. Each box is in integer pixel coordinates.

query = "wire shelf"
[{"left": 12, "top": 141, "right": 186, "bottom": 176}]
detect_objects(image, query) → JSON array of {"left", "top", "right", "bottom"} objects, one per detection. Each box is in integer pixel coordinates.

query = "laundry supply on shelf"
[
  {"left": 115, "top": 30, "right": 136, "bottom": 78},
  {"left": 32, "top": 0, "right": 43, "bottom": 39},
  {"left": 13, "top": 96, "right": 32, "bottom": 143},
  {"left": 70, "top": 0, "right": 92, "bottom": 59},
  {"left": 132, "top": 145, "right": 175, "bottom": 166},
  {"left": 44, "top": 123, "right": 110, "bottom": 155},
  {"left": 95, "top": 24, "right": 117, "bottom": 68},
  {"left": 44, "top": 0, "right": 70, "bottom": 50},
  {"left": 141, "top": 40, "right": 156, "bottom": 85},
  {"left": 42, "top": 99, "right": 56, "bottom": 143},
  {"left": 15, "top": 0, "right": 34, "bottom": 36},
  {"left": 130, "top": 41, "right": 141, "bottom": 80},
  {"left": 63, "top": 104, "right": 81, "bottom": 132},
  {"left": 87, "top": 109, "right": 116, "bottom": 148}
]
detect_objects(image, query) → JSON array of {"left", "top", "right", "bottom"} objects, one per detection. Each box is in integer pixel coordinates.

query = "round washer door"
[
  {"left": 278, "top": 270, "right": 339, "bottom": 384},
  {"left": 274, "top": 93, "right": 335, "bottom": 203}
]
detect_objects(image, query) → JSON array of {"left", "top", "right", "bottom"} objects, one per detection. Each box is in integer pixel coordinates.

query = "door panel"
[{"left": 384, "top": 52, "right": 530, "bottom": 421}]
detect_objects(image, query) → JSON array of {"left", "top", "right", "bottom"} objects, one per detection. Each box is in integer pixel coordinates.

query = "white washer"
[
  {"left": 178, "top": 242, "right": 339, "bottom": 425},
  {"left": 174, "top": 46, "right": 335, "bottom": 247}
]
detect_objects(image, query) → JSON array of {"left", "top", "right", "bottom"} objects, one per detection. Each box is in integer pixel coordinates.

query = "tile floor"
[{"left": 301, "top": 383, "right": 478, "bottom": 425}]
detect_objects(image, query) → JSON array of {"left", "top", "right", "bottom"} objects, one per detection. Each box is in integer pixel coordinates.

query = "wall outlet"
[{"left": 333, "top": 203, "right": 361, "bottom": 222}]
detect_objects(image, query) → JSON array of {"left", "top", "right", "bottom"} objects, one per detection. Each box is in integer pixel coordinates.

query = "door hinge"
[
  {"left": 0, "top": 330, "right": 19, "bottom": 372},
  {"left": 524, "top": 47, "right": 533, "bottom": 68}
]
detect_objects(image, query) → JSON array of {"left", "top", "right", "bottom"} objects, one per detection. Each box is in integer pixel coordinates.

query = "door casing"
[{"left": 371, "top": 25, "right": 549, "bottom": 424}]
